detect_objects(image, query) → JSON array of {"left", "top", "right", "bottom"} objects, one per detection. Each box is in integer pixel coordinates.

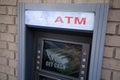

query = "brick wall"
[
  {"left": 0, "top": 0, "right": 17, "bottom": 80},
  {"left": 102, "top": 0, "right": 120, "bottom": 80},
  {"left": 0, "top": 0, "right": 120, "bottom": 80}
]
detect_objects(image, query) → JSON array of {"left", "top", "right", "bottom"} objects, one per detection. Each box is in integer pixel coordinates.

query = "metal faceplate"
[{"left": 18, "top": 3, "right": 109, "bottom": 80}]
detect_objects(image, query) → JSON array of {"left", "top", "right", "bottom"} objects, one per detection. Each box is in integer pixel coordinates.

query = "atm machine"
[{"left": 18, "top": 3, "right": 109, "bottom": 80}]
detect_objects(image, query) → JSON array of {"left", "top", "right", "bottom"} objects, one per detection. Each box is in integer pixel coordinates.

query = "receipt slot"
[{"left": 18, "top": 3, "right": 109, "bottom": 80}]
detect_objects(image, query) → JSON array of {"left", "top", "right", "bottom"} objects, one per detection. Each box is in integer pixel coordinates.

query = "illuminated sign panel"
[{"left": 25, "top": 11, "right": 95, "bottom": 30}]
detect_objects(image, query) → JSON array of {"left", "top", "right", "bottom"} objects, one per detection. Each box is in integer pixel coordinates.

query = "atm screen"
[
  {"left": 36, "top": 38, "right": 90, "bottom": 80},
  {"left": 41, "top": 39, "right": 82, "bottom": 78}
]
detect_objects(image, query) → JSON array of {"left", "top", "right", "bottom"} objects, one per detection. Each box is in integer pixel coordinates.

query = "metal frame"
[{"left": 18, "top": 3, "right": 109, "bottom": 80}]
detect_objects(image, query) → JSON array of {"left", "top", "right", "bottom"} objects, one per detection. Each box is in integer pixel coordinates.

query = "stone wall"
[{"left": 0, "top": 0, "right": 120, "bottom": 80}]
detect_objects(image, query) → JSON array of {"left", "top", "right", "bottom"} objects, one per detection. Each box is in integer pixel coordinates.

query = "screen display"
[{"left": 41, "top": 39, "right": 82, "bottom": 78}]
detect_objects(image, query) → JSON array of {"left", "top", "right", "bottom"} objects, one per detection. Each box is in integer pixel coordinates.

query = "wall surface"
[{"left": 0, "top": 0, "right": 120, "bottom": 80}]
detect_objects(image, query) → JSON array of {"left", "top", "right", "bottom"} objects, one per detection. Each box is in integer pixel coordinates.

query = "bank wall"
[{"left": 0, "top": 0, "right": 120, "bottom": 80}]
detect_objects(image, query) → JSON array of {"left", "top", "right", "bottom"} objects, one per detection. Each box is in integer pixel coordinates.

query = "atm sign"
[
  {"left": 25, "top": 11, "right": 94, "bottom": 31},
  {"left": 55, "top": 16, "right": 86, "bottom": 25}
]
